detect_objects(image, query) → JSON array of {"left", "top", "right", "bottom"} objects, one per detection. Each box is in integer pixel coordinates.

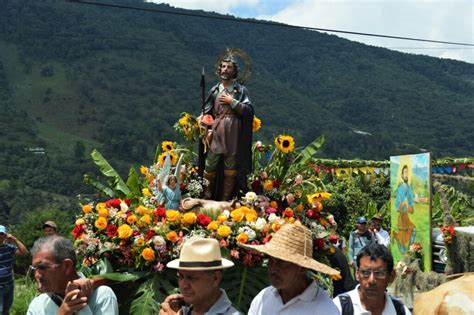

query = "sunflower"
[
  {"left": 161, "top": 141, "right": 174, "bottom": 152},
  {"left": 275, "top": 135, "right": 295, "bottom": 154},
  {"left": 252, "top": 116, "right": 261, "bottom": 133},
  {"left": 158, "top": 151, "right": 178, "bottom": 166}
]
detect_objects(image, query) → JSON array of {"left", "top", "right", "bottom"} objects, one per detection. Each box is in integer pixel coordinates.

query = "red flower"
[
  {"left": 145, "top": 230, "right": 157, "bottom": 241},
  {"left": 272, "top": 179, "right": 281, "bottom": 189},
  {"left": 196, "top": 214, "right": 211, "bottom": 227},
  {"left": 106, "top": 199, "right": 121, "bottom": 209},
  {"left": 72, "top": 224, "right": 86, "bottom": 239},
  {"left": 106, "top": 224, "right": 118, "bottom": 237},
  {"left": 154, "top": 206, "right": 166, "bottom": 218},
  {"left": 262, "top": 235, "right": 272, "bottom": 244},
  {"left": 314, "top": 238, "right": 325, "bottom": 250},
  {"left": 180, "top": 183, "right": 186, "bottom": 192},
  {"left": 251, "top": 180, "right": 263, "bottom": 193},
  {"left": 283, "top": 208, "right": 294, "bottom": 218},
  {"left": 124, "top": 199, "right": 132, "bottom": 206},
  {"left": 133, "top": 230, "right": 140, "bottom": 236}
]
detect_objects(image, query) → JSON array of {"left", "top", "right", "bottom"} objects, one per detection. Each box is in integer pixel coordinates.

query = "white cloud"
[
  {"left": 147, "top": 0, "right": 259, "bottom": 14},
  {"left": 257, "top": 0, "right": 473, "bottom": 63}
]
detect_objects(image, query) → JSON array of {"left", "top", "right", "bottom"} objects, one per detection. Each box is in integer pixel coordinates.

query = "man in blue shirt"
[{"left": 0, "top": 225, "right": 28, "bottom": 314}]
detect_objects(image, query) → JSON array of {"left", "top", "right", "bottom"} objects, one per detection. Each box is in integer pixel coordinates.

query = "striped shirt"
[{"left": 0, "top": 244, "right": 16, "bottom": 285}]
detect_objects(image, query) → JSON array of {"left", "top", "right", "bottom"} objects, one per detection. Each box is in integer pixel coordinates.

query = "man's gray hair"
[{"left": 31, "top": 236, "right": 77, "bottom": 265}]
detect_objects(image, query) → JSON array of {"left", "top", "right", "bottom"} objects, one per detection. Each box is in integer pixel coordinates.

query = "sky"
[{"left": 150, "top": 0, "right": 474, "bottom": 64}]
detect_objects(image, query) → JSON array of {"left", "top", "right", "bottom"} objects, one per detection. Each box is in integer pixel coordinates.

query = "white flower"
[
  {"left": 152, "top": 235, "right": 166, "bottom": 246},
  {"left": 237, "top": 226, "right": 257, "bottom": 240},
  {"left": 120, "top": 201, "right": 129, "bottom": 212},
  {"left": 268, "top": 213, "right": 278, "bottom": 223},
  {"left": 222, "top": 210, "right": 230, "bottom": 217},
  {"left": 245, "top": 191, "right": 258, "bottom": 203},
  {"left": 251, "top": 217, "right": 267, "bottom": 231}
]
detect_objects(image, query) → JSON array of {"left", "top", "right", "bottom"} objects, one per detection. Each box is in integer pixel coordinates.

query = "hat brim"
[
  {"left": 167, "top": 258, "right": 234, "bottom": 271},
  {"left": 239, "top": 243, "right": 339, "bottom": 276}
]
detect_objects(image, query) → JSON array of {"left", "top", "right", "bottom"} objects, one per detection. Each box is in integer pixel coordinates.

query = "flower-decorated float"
[{"left": 74, "top": 112, "right": 341, "bottom": 314}]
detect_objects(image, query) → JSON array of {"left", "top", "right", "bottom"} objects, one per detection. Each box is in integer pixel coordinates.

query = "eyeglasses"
[
  {"left": 358, "top": 269, "right": 388, "bottom": 279},
  {"left": 29, "top": 263, "right": 61, "bottom": 272}
]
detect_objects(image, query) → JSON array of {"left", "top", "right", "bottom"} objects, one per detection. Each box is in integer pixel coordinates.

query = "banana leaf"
[
  {"left": 126, "top": 166, "right": 141, "bottom": 199},
  {"left": 83, "top": 174, "right": 115, "bottom": 198},
  {"left": 90, "top": 149, "right": 130, "bottom": 197},
  {"left": 289, "top": 135, "right": 325, "bottom": 172}
]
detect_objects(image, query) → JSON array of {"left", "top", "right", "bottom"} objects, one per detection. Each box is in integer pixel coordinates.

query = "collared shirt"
[
  {"left": 181, "top": 289, "right": 241, "bottom": 315},
  {"left": 375, "top": 229, "right": 390, "bottom": 247},
  {"left": 248, "top": 280, "right": 339, "bottom": 315},
  {"left": 333, "top": 285, "right": 411, "bottom": 315},
  {"left": 217, "top": 83, "right": 240, "bottom": 109},
  {"left": 27, "top": 285, "right": 118, "bottom": 315},
  {"left": 0, "top": 244, "right": 16, "bottom": 285}
]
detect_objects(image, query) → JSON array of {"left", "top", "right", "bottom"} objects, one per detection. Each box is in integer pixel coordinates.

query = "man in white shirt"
[
  {"left": 239, "top": 223, "right": 340, "bottom": 314},
  {"left": 372, "top": 214, "right": 390, "bottom": 248},
  {"left": 333, "top": 243, "right": 411, "bottom": 315}
]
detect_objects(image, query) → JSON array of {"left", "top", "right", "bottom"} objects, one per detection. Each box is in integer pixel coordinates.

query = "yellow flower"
[
  {"left": 136, "top": 205, "right": 148, "bottom": 215},
  {"left": 252, "top": 116, "right": 261, "bottom": 133},
  {"left": 271, "top": 222, "right": 282, "bottom": 232},
  {"left": 179, "top": 114, "right": 189, "bottom": 126},
  {"left": 275, "top": 135, "right": 295, "bottom": 154},
  {"left": 307, "top": 192, "right": 332, "bottom": 204},
  {"left": 97, "top": 207, "right": 109, "bottom": 218},
  {"left": 94, "top": 217, "right": 107, "bottom": 230},
  {"left": 230, "top": 209, "right": 245, "bottom": 222},
  {"left": 183, "top": 212, "right": 197, "bottom": 225},
  {"left": 75, "top": 218, "right": 85, "bottom": 225},
  {"left": 135, "top": 238, "right": 145, "bottom": 247},
  {"left": 127, "top": 215, "right": 137, "bottom": 224},
  {"left": 117, "top": 224, "right": 133, "bottom": 239},
  {"left": 82, "top": 204, "right": 92, "bottom": 214},
  {"left": 158, "top": 151, "right": 178, "bottom": 167},
  {"left": 96, "top": 202, "right": 107, "bottom": 212},
  {"left": 320, "top": 218, "right": 328, "bottom": 226},
  {"left": 263, "top": 180, "right": 273, "bottom": 191},
  {"left": 217, "top": 225, "right": 232, "bottom": 238},
  {"left": 166, "top": 231, "right": 178, "bottom": 243},
  {"left": 140, "top": 165, "right": 149, "bottom": 175},
  {"left": 142, "top": 188, "right": 151, "bottom": 197},
  {"left": 141, "top": 248, "right": 155, "bottom": 261},
  {"left": 207, "top": 221, "right": 219, "bottom": 231},
  {"left": 166, "top": 210, "right": 181, "bottom": 222},
  {"left": 236, "top": 233, "right": 248, "bottom": 244},
  {"left": 217, "top": 215, "right": 228, "bottom": 224},
  {"left": 140, "top": 214, "right": 152, "bottom": 226},
  {"left": 161, "top": 141, "right": 174, "bottom": 152},
  {"left": 270, "top": 201, "right": 278, "bottom": 209}
]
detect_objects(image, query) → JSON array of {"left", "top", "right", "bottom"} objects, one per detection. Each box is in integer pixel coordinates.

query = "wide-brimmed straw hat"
[
  {"left": 239, "top": 223, "right": 339, "bottom": 276},
  {"left": 167, "top": 237, "right": 234, "bottom": 271}
]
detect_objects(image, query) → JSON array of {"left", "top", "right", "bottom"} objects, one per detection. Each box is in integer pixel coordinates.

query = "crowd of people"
[{"left": 2, "top": 215, "right": 409, "bottom": 315}]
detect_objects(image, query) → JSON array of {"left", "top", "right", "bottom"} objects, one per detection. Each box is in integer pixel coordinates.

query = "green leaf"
[
  {"left": 294, "top": 135, "right": 325, "bottom": 165},
  {"left": 126, "top": 166, "right": 141, "bottom": 198},
  {"left": 130, "top": 276, "right": 161, "bottom": 315},
  {"left": 83, "top": 174, "right": 115, "bottom": 198},
  {"left": 90, "top": 149, "right": 130, "bottom": 197},
  {"left": 94, "top": 272, "right": 141, "bottom": 282}
]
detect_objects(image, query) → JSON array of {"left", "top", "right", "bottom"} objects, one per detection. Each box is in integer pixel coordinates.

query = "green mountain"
[{"left": 1, "top": 0, "right": 473, "bottom": 224}]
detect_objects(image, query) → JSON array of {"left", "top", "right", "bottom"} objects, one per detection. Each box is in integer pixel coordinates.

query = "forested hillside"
[{"left": 0, "top": 0, "right": 472, "bottom": 224}]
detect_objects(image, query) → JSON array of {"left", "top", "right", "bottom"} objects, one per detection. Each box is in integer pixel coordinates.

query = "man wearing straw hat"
[
  {"left": 160, "top": 237, "right": 240, "bottom": 315},
  {"left": 239, "top": 223, "right": 340, "bottom": 314}
]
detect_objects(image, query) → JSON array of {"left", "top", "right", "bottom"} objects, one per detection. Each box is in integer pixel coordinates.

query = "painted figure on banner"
[
  {"left": 393, "top": 165, "right": 417, "bottom": 254},
  {"left": 199, "top": 49, "right": 254, "bottom": 201}
]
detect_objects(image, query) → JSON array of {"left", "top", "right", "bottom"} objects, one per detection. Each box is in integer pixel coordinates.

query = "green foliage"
[
  {"left": 432, "top": 183, "right": 474, "bottom": 226},
  {"left": 11, "top": 274, "right": 38, "bottom": 315}
]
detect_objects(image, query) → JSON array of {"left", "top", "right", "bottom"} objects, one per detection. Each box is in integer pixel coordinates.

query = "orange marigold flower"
[
  {"left": 82, "top": 204, "right": 92, "bottom": 214},
  {"left": 217, "top": 215, "right": 228, "bottom": 224},
  {"left": 140, "top": 214, "right": 152, "bottom": 226},
  {"left": 252, "top": 116, "right": 261, "bottom": 133},
  {"left": 127, "top": 215, "right": 137, "bottom": 224},
  {"left": 117, "top": 224, "right": 133, "bottom": 239},
  {"left": 141, "top": 248, "right": 155, "bottom": 261},
  {"left": 166, "top": 231, "right": 178, "bottom": 243},
  {"left": 271, "top": 222, "right": 282, "bottom": 232},
  {"left": 95, "top": 217, "right": 107, "bottom": 230},
  {"left": 136, "top": 205, "right": 148, "bottom": 215},
  {"left": 217, "top": 225, "right": 232, "bottom": 238},
  {"left": 263, "top": 180, "right": 273, "bottom": 191},
  {"left": 270, "top": 201, "right": 278, "bottom": 209},
  {"left": 295, "top": 204, "right": 304, "bottom": 212},
  {"left": 236, "top": 233, "right": 248, "bottom": 244},
  {"left": 97, "top": 207, "right": 109, "bottom": 218},
  {"left": 230, "top": 209, "right": 245, "bottom": 222},
  {"left": 95, "top": 202, "right": 107, "bottom": 212}
]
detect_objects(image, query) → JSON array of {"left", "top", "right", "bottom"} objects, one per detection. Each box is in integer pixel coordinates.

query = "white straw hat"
[
  {"left": 167, "top": 237, "right": 234, "bottom": 270},
  {"left": 239, "top": 223, "right": 339, "bottom": 276}
]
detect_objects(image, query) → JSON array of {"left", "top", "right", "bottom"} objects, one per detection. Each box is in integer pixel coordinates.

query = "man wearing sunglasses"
[
  {"left": 333, "top": 243, "right": 411, "bottom": 315},
  {"left": 27, "top": 236, "right": 118, "bottom": 315}
]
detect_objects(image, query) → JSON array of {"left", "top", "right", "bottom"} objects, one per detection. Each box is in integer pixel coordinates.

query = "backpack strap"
[
  {"left": 338, "top": 294, "right": 354, "bottom": 315},
  {"left": 390, "top": 296, "right": 406, "bottom": 315}
]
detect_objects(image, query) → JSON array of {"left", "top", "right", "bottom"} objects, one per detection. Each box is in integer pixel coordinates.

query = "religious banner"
[{"left": 390, "top": 153, "right": 432, "bottom": 271}]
